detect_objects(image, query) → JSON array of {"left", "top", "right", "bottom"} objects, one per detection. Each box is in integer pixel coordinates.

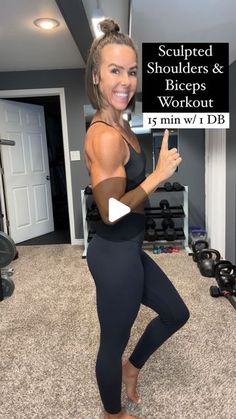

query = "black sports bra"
[{"left": 89, "top": 120, "right": 146, "bottom": 192}]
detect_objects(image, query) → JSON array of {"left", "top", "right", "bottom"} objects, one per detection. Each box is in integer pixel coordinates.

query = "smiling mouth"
[{"left": 114, "top": 92, "right": 129, "bottom": 98}]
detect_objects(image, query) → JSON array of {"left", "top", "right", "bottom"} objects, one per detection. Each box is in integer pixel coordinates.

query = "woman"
[{"left": 83, "top": 18, "right": 190, "bottom": 419}]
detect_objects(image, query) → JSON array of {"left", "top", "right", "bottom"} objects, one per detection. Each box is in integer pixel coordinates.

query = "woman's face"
[{"left": 95, "top": 43, "right": 138, "bottom": 112}]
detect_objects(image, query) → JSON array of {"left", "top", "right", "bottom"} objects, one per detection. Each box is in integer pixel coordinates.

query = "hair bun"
[{"left": 99, "top": 18, "right": 120, "bottom": 35}]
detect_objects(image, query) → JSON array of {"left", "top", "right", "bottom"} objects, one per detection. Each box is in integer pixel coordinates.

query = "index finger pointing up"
[{"left": 161, "top": 129, "right": 169, "bottom": 150}]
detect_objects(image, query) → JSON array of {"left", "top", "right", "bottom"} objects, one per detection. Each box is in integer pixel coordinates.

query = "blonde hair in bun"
[{"left": 85, "top": 18, "right": 138, "bottom": 110}]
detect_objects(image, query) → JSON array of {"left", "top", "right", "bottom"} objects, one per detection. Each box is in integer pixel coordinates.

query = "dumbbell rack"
[
  {"left": 81, "top": 186, "right": 189, "bottom": 258},
  {"left": 144, "top": 186, "right": 189, "bottom": 251}
]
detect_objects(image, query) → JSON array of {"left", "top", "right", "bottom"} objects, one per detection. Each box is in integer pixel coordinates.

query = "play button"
[
  {"left": 87, "top": 177, "right": 148, "bottom": 242},
  {"left": 108, "top": 198, "right": 131, "bottom": 222}
]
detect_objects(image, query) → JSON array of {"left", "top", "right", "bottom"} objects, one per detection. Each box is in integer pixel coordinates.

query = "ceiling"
[
  {"left": 0, "top": 0, "right": 84, "bottom": 71},
  {"left": 0, "top": 0, "right": 236, "bottom": 87}
]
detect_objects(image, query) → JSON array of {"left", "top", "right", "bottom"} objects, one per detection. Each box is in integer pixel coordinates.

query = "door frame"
[
  {"left": 0, "top": 88, "right": 75, "bottom": 244},
  {"left": 205, "top": 128, "right": 226, "bottom": 257}
]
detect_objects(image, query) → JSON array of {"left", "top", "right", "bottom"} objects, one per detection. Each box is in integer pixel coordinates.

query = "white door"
[{"left": 0, "top": 99, "right": 54, "bottom": 243}]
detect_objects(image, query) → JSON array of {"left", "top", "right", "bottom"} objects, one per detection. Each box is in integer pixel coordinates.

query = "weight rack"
[{"left": 144, "top": 186, "right": 189, "bottom": 250}]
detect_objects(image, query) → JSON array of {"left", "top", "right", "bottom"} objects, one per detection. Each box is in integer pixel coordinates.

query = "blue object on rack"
[{"left": 189, "top": 226, "right": 207, "bottom": 244}]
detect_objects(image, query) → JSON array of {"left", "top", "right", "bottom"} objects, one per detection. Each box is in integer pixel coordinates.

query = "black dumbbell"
[
  {"left": 84, "top": 185, "right": 92, "bottom": 195},
  {"left": 164, "top": 182, "right": 173, "bottom": 191},
  {"left": 159, "top": 200, "right": 171, "bottom": 217},
  {"left": 86, "top": 203, "right": 101, "bottom": 221},
  {"left": 162, "top": 218, "right": 176, "bottom": 241},
  {"left": 145, "top": 218, "right": 157, "bottom": 241},
  {"left": 209, "top": 285, "right": 221, "bottom": 297},
  {"left": 173, "top": 182, "right": 184, "bottom": 191},
  {"left": 162, "top": 218, "right": 174, "bottom": 230}
]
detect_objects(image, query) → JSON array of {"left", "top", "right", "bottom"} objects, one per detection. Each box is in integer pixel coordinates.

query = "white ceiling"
[
  {"left": 0, "top": 0, "right": 235, "bottom": 78},
  {"left": 0, "top": 0, "right": 84, "bottom": 71}
]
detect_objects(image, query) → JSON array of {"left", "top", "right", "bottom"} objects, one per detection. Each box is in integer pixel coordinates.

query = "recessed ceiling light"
[
  {"left": 91, "top": 5, "right": 105, "bottom": 38},
  {"left": 34, "top": 18, "right": 60, "bottom": 30}
]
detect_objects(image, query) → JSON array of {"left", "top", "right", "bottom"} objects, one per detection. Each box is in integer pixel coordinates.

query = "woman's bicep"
[
  {"left": 88, "top": 131, "right": 127, "bottom": 224},
  {"left": 90, "top": 162, "right": 126, "bottom": 224}
]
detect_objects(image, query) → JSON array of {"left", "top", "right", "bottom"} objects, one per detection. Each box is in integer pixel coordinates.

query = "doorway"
[
  {"left": 9, "top": 96, "right": 70, "bottom": 245},
  {"left": 0, "top": 88, "right": 74, "bottom": 245}
]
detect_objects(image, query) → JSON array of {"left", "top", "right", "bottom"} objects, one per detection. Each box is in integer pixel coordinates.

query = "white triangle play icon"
[{"left": 108, "top": 198, "right": 131, "bottom": 222}]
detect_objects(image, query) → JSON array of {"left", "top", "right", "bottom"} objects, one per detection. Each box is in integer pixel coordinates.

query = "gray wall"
[
  {"left": 226, "top": 60, "right": 236, "bottom": 263},
  {"left": 168, "top": 129, "right": 205, "bottom": 228},
  {"left": 0, "top": 69, "right": 90, "bottom": 240}
]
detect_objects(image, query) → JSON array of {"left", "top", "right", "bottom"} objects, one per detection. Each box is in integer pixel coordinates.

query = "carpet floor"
[{"left": 0, "top": 244, "right": 235, "bottom": 419}]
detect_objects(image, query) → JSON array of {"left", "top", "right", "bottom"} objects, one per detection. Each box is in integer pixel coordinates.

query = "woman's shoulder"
[
  {"left": 85, "top": 120, "right": 127, "bottom": 163},
  {"left": 86, "top": 120, "right": 122, "bottom": 145}
]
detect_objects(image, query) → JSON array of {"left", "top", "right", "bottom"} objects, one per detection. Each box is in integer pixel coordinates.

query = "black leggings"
[{"left": 87, "top": 233, "right": 190, "bottom": 414}]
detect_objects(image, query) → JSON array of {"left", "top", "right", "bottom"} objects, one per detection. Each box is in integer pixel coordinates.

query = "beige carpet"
[{"left": 0, "top": 244, "right": 235, "bottom": 419}]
